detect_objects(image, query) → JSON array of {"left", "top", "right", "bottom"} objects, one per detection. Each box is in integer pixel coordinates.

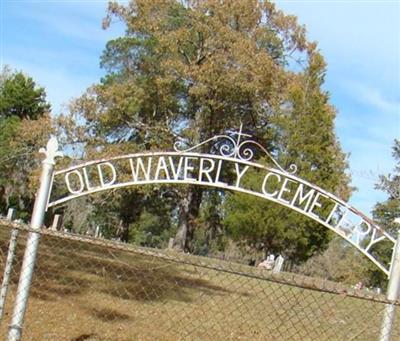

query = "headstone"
[
  {"left": 273, "top": 255, "right": 285, "bottom": 273},
  {"left": 6, "top": 208, "right": 16, "bottom": 221},
  {"left": 266, "top": 255, "right": 275, "bottom": 269},
  {"left": 51, "top": 214, "right": 62, "bottom": 231},
  {"left": 354, "top": 281, "right": 363, "bottom": 290},
  {"left": 95, "top": 225, "right": 100, "bottom": 238}
]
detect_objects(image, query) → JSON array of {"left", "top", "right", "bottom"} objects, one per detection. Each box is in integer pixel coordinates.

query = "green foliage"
[
  {"left": 0, "top": 66, "right": 52, "bottom": 218},
  {"left": 298, "top": 140, "right": 400, "bottom": 289},
  {"left": 296, "top": 237, "right": 377, "bottom": 286},
  {"left": 223, "top": 53, "right": 350, "bottom": 263},
  {"left": 224, "top": 182, "right": 332, "bottom": 263},
  {"left": 0, "top": 116, "right": 20, "bottom": 162},
  {"left": 274, "top": 52, "right": 351, "bottom": 197},
  {"left": 0, "top": 69, "right": 50, "bottom": 120},
  {"left": 0, "top": 116, "right": 21, "bottom": 213},
  {"left": 367, "top": 139, "right": 400, "bottom": 287},
  {"left": 192, "top": 191, "right": 227, "bottom": 256},
  {"left": 129, "top": 210, "right": 174, "bottom": 248}
]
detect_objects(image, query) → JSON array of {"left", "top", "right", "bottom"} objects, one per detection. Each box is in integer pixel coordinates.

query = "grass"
[{"left": 0, "top": 226, "right": 399, "bottom": 341}]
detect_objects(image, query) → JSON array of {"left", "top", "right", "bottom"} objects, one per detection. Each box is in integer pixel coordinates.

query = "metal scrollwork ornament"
[{"left": 174, "top": 124, "right": 297, "bottom": 174}]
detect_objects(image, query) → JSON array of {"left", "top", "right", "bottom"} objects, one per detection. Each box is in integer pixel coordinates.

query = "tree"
[
  {"left": 296, "top": 140, "right": 399, "bottom": 288},
  {"left": 0, "top": 69, "right": 50, "bottom": 120},
  {"left": 295, "top": 237, "right": 374, "bottom": 286},
  {"left": 64, "top": 0, "right": 334, "bottom": 251},
  {"left": 0, "top": 67, "right": 52, "bottom": 218},
  {"left": 223, "top": 53, "right": 351, "bottom": 263},
  {"left": 368, "top": 139, "right": 400, "bottom": 287}
]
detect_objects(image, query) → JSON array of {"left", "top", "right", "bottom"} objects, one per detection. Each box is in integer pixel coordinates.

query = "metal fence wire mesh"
[{"left": 0, "top": 220, "right": 399, "bottom": 341}]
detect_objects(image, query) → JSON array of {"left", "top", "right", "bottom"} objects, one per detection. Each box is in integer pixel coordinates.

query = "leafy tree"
[
  {"left": 0, "top": 67, "right": 52, "bottom": 218},
  {"left": 63, "top": 0, "right": 334, "bottom": 251}
]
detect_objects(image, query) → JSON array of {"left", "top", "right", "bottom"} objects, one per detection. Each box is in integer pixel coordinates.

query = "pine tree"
[
  {"left": 223, "top": 53, "right": 350, "bottom": 262},
  {"left": 0, "top": 69, "right": 50, "bottom": 120}
]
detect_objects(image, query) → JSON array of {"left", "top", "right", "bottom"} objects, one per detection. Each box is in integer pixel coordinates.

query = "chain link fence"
[{"left": 0, "top": 218, "right": 399, "bottom": 341}]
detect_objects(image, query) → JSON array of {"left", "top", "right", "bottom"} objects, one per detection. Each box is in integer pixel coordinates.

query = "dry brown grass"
[{"left": 0, "top": 227, "right": 399, "bottom": 341}]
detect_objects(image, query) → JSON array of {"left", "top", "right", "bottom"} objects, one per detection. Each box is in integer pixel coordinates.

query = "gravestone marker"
[
  {"left": 51, "top": 214, "right": 62, "bottom": 231},
  {"left": 273, "top": 255, "right": 285, "bottom": 273}
]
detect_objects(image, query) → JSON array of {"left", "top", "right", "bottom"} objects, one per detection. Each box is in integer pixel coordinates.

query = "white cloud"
[{"left": 342, "top": 80, "right": 400, "bottom": 115}]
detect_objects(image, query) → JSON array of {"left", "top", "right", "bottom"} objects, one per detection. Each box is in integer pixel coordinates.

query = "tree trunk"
[
  {"left": 173, "top": 186, "right": 203, "bottom": 252},
  {"left": 0, "top": 185, "right": 10, "bottom": 210},
  {"left": 173, "top": 121, "right": 213, "bottom": 252},
  {"left": 204, "top": 192, "right": 222, "bottom": 250}
]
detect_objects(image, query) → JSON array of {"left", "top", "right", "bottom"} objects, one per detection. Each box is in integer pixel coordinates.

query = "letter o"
[{"left": 65, "top": 170, "right": 85, "bottom": 194}]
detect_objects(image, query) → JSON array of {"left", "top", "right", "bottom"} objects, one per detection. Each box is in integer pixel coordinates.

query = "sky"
[{"left": 1, "top": 0, "right": 399, "bottom": 216}]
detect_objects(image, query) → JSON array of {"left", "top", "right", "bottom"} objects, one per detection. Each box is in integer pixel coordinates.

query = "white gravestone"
[{"left": 272, "top": 255, "right": 284, "bottom": 273}]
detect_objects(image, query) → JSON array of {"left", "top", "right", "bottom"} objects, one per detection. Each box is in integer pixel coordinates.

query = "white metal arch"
[{"left": 47, "top": 145, "right": 395, "bottom": 277}]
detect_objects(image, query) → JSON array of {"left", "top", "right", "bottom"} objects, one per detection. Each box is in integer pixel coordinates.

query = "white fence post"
[
  {"left": 379, "top": 228, "right": 400, "bottom": 341},
  {"left": 7, "top": 137, "right": 62, "bottom": 341},
  {"left": 0, "top": 209, "right": 18, "bottom": 322}
]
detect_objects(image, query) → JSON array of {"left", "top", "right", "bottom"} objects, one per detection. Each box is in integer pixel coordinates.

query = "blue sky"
[{"left": 1, "top": 0, "right": 399, "bottom": 216}]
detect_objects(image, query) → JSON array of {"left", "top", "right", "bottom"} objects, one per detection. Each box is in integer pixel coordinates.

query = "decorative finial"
[{"left": 39, "top": 136, "right": 63, "bottom": 165}]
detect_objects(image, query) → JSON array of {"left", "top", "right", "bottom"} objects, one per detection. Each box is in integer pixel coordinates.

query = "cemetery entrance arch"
[
  {"left": 45, "top": 126, "right": 395, "bottom": 276},
  {"left": 6, "top": 126, "right": 400, "bottom": 341}
]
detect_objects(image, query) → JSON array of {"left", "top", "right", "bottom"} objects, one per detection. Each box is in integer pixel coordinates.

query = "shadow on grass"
[
  {"left": 70, "top": 333, "right": 97, "bottom": 341},
  {"left": 19, "top": 234, "right": 239, "bottom": 305},
  {"left": 87, "top": 307, "right": 131, "bottom": 322}
]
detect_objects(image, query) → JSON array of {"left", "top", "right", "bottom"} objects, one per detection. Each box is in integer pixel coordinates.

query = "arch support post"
[
  {"left": 380, "top": 229, "right": 400, "bottom": 341},
  {"left": 7, "top": 137, "right": 62, "bottom": 341}
]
